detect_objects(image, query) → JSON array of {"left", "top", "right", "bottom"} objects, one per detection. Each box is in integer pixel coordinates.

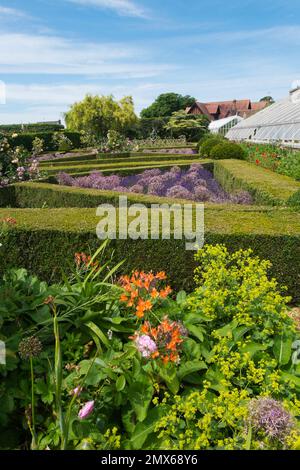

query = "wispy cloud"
[
  {"left": 0, "top": 32, "right": 173, "bottom": 77},
  {"left": 67, "top": 0, "right": 148, "bottom": 18},
  {"left": 0, "top": 5, "right": 29, "bottom": 17}
]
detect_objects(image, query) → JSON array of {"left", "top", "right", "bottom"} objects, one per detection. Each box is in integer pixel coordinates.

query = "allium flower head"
[
  {"left": 248, "top": 397, "right": 295, "bottom": 442},
  {"left": 18, "top": 336, "right": 43, "bottom": 360},
  {"left": 135, "top": 334, "right": 158, "bottom": 358}
]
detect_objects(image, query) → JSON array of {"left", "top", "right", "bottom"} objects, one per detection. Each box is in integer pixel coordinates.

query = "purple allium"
[
  {"left": 166, "top": 185, "right": 194, "bottom": 200},
  {"left": 248, "top": 397, "right": 294, "bottom": 442},
  {"left": 78, "top": 400, "right": 95, "bottom": 420},
  {"left": 57, "top": 172, "right": 75, "bottom": 186},
  {"left": 194, "top": 185, "right": 211, "bottom": 201},
  {"left": 56, "top": 165, "right": 252, "bottom": 205},
  {"left": 135, "top": 335, "right": 157, "bottom": 358}
]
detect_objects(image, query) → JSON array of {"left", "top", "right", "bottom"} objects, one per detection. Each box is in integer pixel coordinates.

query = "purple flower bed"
[
  {"left": 141, "top": 148, "right": 197, "bottom": 155},
  {"left": 57, "top": 164, "right": 253, "bottom": 204}
]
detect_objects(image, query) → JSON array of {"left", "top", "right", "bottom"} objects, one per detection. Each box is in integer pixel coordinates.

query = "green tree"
[
  {"left": 260, "top": 96, "right": 275, "bottom": 105},
  {"left": 65, "top": 95, "right": 138, "bottom": 138},
  {"left": 140, "top": 93, "right": 196, "bottom": 118},
  {"left": 165, "top": 111, "right": 209, "bottom": 141}
]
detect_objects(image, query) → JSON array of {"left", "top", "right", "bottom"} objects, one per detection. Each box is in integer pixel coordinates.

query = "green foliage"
[
  {"left": 154, "top": 245, "right": 300, "bottom": 450},
  {"left": 6, "top": 131, "right": 81, "bottom": 152},
  {"left": 165, "top": 111, "right": 210, "bottom": 142},
  {"left": 199, "top": 134, "right": 225, "bottom": 157},
  {"left": 0, "top": 123, "right": 64, "bottom": 134},
  {"left": 0, "top": 203, "right": 299, "bottom": 301},
  {"left": 52, "top": 133, "right": 73, "bottom": 152},
  {"left": 213, "top": 159, "right": 300, "bottom": 206},
  {"left": 210, "top": 142, "right": 247, "bottom": 160},
  {"left": 65, "top": 95, "right": 138, "bottom": 139},
  {"left": 140, "top": 93, "right": 195, "bottom": 119}
]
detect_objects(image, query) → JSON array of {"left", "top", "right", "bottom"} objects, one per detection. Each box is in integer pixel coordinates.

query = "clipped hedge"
[
  {"left": 0, "top": 207, "right": 299, "bottom": 300},
  {"left": 214, "top": 159, "right": 300, "bottom": 207},
  {"left": 41, "top": 158, "right": 203, "bottom": 175},
  {"left": 7, "top": 131, "right": 81, "bottom": 151},
  {"left": 0, "top": 123, "right": 64, "bottom": 133}
]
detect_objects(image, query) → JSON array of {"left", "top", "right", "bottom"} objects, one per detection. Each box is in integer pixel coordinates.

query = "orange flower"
[{"left": 159, "top": 286, "right": 172, "bottom": 298}]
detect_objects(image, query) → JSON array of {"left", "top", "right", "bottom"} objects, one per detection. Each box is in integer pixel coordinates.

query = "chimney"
[{"left": 290, "top": 85, "right": 300, "bottom": 103}]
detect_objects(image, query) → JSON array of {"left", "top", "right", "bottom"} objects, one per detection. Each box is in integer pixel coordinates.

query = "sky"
[{"left": 0, "top": 0, "right": 299, "bottom": 124}]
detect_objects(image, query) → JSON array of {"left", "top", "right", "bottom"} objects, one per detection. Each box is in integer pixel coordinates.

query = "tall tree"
[
  {"left": 140, "top": 93, "right": 196, "bottom": 118},
  {"left": 65, "top": 95, "right": 138, "bottom": 138},
  {"left": 165, "top": 111, "right": 210, "bottom": 141}
]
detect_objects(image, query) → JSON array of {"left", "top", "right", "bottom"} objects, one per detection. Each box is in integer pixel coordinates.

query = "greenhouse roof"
[
  {"left": 209, "top": 115, "right": 243, "bottom": 131},
  {"left": 226, "top": 87, "right": 300, "bottom": 144}
]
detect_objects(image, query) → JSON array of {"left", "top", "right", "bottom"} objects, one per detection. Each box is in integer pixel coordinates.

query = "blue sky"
[{"left": 0, "top": 0, "right": 299, "bottom": 123}]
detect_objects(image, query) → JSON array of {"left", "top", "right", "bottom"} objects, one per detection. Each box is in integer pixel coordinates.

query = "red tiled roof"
[{"left": 251, "top": 101, "right": 268, "bottom": 111}]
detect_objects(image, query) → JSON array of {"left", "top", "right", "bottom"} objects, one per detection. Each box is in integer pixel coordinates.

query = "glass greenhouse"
[
  {"left": 209, "top": 115, "right": 244, "bottom": 136},
  {"left": 226, "top": 86, "right": 300, "bottom": 147}
]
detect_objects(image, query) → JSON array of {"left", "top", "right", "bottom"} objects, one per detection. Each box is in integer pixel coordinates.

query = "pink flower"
[
  {"left": 72, "top": 386, "right": 83, "bottom": 397},
  {"left": 78, "top": 400, "right": 94, "bottom": 420},
  {"left": 135, "top": 335, "right": 157, "bottom": 358}
]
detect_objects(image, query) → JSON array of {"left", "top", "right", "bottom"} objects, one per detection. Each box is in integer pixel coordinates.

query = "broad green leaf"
[
  {"left": 116, "top": 375, "right": 126, "bottom": 392},
  {"left": 177, "top": 360, "right": 207, "bottom": 380},
  {"left": 186, "top": 324, "right": 205, "bottom": 342},
  {"left": 128, "top": 380, "right": 154, "bottom": 422},
  {"left": 273, "top": 334, "right": 292, "bottom": 365}
]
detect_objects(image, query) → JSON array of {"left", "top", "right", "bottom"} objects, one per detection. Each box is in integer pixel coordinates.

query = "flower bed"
[
  {"left": 57, "top": 164, "right": 253, "bottom": 204},
  {"left": 1, "top": 243, "right": 300, "bottom": 450}
]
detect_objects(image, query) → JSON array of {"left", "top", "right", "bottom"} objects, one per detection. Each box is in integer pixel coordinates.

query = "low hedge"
[
  {"left": 0, "top": 207, "right": 299, "bottom": 300},
  {"left": 41, "top": 158, "right": 203, "bottom": 175},
  {"left": 214, "top": 159, "right": 300, "bottom": 207},
  {"left": 0, "top": 123, "right": 64, "bottom": 133},
  {"left": 7, "top": 131, "right": 81, "bottom": 151},
  {"left": 39, "top": 153, "right": 201, "bottom": 168}
]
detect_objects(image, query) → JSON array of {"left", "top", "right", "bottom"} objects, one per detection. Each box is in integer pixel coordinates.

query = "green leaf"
[
  {"left": 186, "top": 324, "right": 205, "bottom": 342},
  {"left": 177, "top": 360, "right": 207, "bottom": 380},
  {"left": 240, "top": 342, "right": 268, "bottom": 358},
  {"left": 128, "top": 380, "right": 154, "bottom": 422},
  {"left": 84, "top": 321, "right": 110, "bottom": 348},
  {"left": 116, "top": 375, "right": 126, "bottom": 392},
  {"left": 273, "top": 334, "right": 292, "bottom": 365},
  {"left": 176, "top": 290, "right": 187, "bottom": 305},
  {"left": 129, "top": 406, "right": 168, "bottom": 450},
  {"left": 158, "top": 364, "right": 179, "bottom": 394}
]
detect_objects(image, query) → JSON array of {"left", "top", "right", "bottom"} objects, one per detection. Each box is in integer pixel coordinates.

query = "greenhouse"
[
  {"left": 209, "top": 115, "right": 244, "bottom": 136},
  {"left": 226, "top": 86, "right": 300, "bottom": 147}
]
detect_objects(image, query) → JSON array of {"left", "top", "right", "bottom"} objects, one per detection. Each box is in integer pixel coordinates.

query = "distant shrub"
[
  {"left": 210, "top": 142, "right": 247, "bottom": 160},
  {"left": 199, "top": 135, "right": 225, "bottom": 156}
]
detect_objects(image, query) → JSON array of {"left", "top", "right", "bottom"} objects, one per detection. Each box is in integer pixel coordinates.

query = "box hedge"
[
  {"left": 7, "top": 131, "right": 81, "bottom": 151},
  {"left": 214, "top": 159, "right": 300, "bottom": 207},
  {"left": 0, "top": 207, "right": 299, "bottom": 301}
]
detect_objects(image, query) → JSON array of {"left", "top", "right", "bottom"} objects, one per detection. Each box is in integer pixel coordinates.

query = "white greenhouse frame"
[
  {"left": 209, "top": 115, "right": 244, "bottom": 136},
  {"left": 226, "top": 87, "right": 300, "bottom": 148}
]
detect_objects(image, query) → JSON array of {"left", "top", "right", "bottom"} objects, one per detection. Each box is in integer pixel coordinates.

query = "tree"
[
  {"left": 260, "top": 96, "right": 275, "bottom": 105},
  {"left": 65, "top": 95, "right": 138, "bottom": 138},
  {"left": 165, "top": 111, "right": 210, "bottom": 142},
  {"left": 140, "top": 93, "right": 196, "bottom": 118}
]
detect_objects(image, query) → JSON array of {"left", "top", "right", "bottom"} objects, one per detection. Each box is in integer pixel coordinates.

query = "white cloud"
[
  {"left": 67, "top": 0, "right": 148, "bottom": 18},
  {"left": 0, "top": 32, "right": 173, "bottom": 77},
  {"left": 0, "top": 6, "right": 30, "bottom": 18}
]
